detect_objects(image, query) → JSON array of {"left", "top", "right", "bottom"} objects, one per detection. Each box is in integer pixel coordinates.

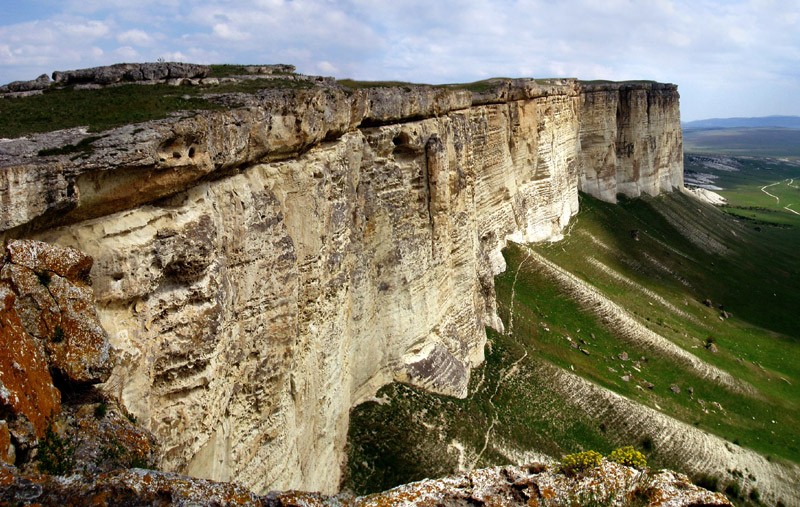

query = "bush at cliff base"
[
  {"left": 558, "top": 450, "right": 603, "bottom": 475},
  {"left": 608, "top": 446, "right": 647, "bottom": 469}
]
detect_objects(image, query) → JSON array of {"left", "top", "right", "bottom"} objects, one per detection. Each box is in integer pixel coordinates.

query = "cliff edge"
[{"left": 0, "top": 67, "right": 683, "bottom": 493}]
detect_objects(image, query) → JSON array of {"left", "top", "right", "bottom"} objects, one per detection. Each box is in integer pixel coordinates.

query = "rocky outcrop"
[
  {"left": 0, "top": 240, "right": 113, "bottom": 463},
  {"left": 0, "top": 461, "right": 731, "bottom": 506},
  {"left": 0, "top": 74, "right": 51, "bottom": 94},
  {"left": 0, "top": 281, "right": 60, "bottom": 447},
  {"left": 245, "top": 64, "right": 297, "bottom": 75},
  {"left": 1, "top": 240, "right": 112, "bottom": 385},
  {"left": 51, "top": 62, "right": 210, "bottom": 85},
  {"left": 0, "top": 74, "right": 683, "bottom": 493},
  {"left": 0, "top": 240, "right": 158, "bottom": 483}
]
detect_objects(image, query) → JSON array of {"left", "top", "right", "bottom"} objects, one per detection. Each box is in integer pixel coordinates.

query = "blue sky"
[{"left": 1, "top": 0, "right": 798, "bottom": 121}]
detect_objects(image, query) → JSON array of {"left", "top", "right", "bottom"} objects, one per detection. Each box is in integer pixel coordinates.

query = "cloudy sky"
[{"left": 1, "top": 0, "right": 798, "bottom": 120}]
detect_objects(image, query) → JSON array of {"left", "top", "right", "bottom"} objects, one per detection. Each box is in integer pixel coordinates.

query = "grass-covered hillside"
[{"left": 344, "top": 161, "right": 800, "bottom": 506}]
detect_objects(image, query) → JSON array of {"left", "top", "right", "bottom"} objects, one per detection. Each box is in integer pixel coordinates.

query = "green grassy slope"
[{"left": 344, "top": 177, "right": 800, "bottom": 505}]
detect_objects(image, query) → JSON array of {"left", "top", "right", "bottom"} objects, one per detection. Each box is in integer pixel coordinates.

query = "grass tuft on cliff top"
[{"left": 0, "top": 78, "right": 313, "bottom": 139}]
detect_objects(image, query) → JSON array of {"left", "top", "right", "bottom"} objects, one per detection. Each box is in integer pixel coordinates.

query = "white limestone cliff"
[{"left": 0, "top": 78, "right": 683, "bottom": 493}]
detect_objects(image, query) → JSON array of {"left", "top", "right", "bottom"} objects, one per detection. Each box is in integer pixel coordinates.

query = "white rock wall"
[
  {"left": 33, "top": 94, "right": 586, "bottom": 493},
  {"left": 578, "top": 83, "right": 683, "bottom": 202}
]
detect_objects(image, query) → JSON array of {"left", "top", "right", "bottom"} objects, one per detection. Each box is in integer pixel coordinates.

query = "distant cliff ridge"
[{"left": 0, "top": 68, "right": 683, "bottom": 493}]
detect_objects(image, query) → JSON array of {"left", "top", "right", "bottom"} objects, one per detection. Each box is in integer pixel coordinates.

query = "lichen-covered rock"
[
  {"left": 0, "top": 461, "right": 732, "bottom": 506},
  {"left": 355, "top": 462, "right": 732, "bottom": 507},
  {"left": 0, "top": 282, "right": 61, "bottom": 443},
  {"left": 5, "top": 239, "right": 93, "bottom": 281},
  {"left": 0, "top": 421, "right": 15, "bottom": 465},
  {"left": 0, "top": 239, "right": 117, "bottom": 467},
  {"left": 0, "top": 466, "right": 263, "bottom": 506},
  {"left": 62, "top": 400, "right": 158, "bottom": 476},
  {"left": 1, "top": 240, "right": 111, "bottom": 385}
]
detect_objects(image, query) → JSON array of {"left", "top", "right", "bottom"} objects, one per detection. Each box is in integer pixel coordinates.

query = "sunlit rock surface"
[{"left": 578, "top": 82, "right": 683, "bottom": 201}]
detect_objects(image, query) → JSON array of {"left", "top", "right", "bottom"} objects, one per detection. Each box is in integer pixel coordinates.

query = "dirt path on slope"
[
  {"left": 761, "top": 181, "right": 781, "bottom": 204},
  {"left": 472, "top": 249, "right": 531, "bottom": 469},
  {"left": 784, "top": 204, "right": 800, "bottom": 216}
]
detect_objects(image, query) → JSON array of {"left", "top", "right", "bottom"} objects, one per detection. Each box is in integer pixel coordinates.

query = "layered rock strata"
[
  {"left": 0, "top": 77, "right": 683, "bottom": 493},
  {"left": 578, "top": 82, "right": 683, "bottom": 201}
]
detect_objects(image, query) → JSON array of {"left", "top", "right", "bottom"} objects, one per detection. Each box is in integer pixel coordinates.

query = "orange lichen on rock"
[
  {"left": 5, "top": 239, "right": 93, "bottom": 283},
  {"left": 0, "top": 421, "right": 15, "bottom": 465},
  {"left": 0, "top": 282, "right": 61, "bottom": 440},
  {"left": 1, "top": 240, "right": 111, "bottom": 384}
]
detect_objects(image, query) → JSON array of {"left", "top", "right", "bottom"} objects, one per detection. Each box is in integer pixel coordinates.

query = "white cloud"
[
  {"left": 211, "top": 23, "right": 250, "bottom": 41},
  {"left": 114, "top": 46, "right": 139, "bottom": 59},
  {"left": 58, "top": 19, "right": 110, "bottom": 38},
  {"left": 161, "top": 51, "right": 190, "bottom": 62},
  {"left": 117, "top": 29, "right": 154, "bottom": 46},
  {"left": 316, "top": 61, "right": 339, "bottom": 74},
  {"left": 0, "top": 18, "right": 112, "bottom": 69}
]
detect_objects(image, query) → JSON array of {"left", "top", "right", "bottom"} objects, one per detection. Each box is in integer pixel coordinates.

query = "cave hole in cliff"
[
  {"left": 392, "top": 132, "right": 417, "bottom": 157},
  {"left": 188, "top": 146, "right": 196, "bottom": 158},
  {"left": 172, "top": 151, "right": 181, "bottom": 159},
  {"left": 392, "top": 132, "right": 410, "bottom": 147},
  {"left": 49, "top": 368, "right": 104, "bottom": 406}
]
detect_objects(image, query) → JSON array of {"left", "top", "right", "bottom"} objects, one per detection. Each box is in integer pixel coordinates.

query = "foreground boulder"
[
  {"left": 0, "top": 282, "right": 60, "bottom": 450},
  {"left": 1, "top": 240, "right": 112, "bottom": 385},
  {"left": 0, "top": 461, "right": 731, "bottom": 506},
  {"left": 0, "top": 240, "right": 113, "bottom": 465}
]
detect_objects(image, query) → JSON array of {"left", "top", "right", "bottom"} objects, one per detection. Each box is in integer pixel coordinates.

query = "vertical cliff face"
[
  {"left": 578, "top": 82, "right": 683, "bottom": 201},
  {"left": 0, "top": 78, "right": 682, "bottom": 493}
]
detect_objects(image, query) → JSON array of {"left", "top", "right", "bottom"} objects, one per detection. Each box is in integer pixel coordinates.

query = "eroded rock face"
[
  {"left": 579, "top": 82, "right": 683, "bottom": 201},
  {"left": 34, "top": 93, "right": 582, "bottom": 493},
  {"left": 0, "top": 78, "right": 683, "bottom": 493}
]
